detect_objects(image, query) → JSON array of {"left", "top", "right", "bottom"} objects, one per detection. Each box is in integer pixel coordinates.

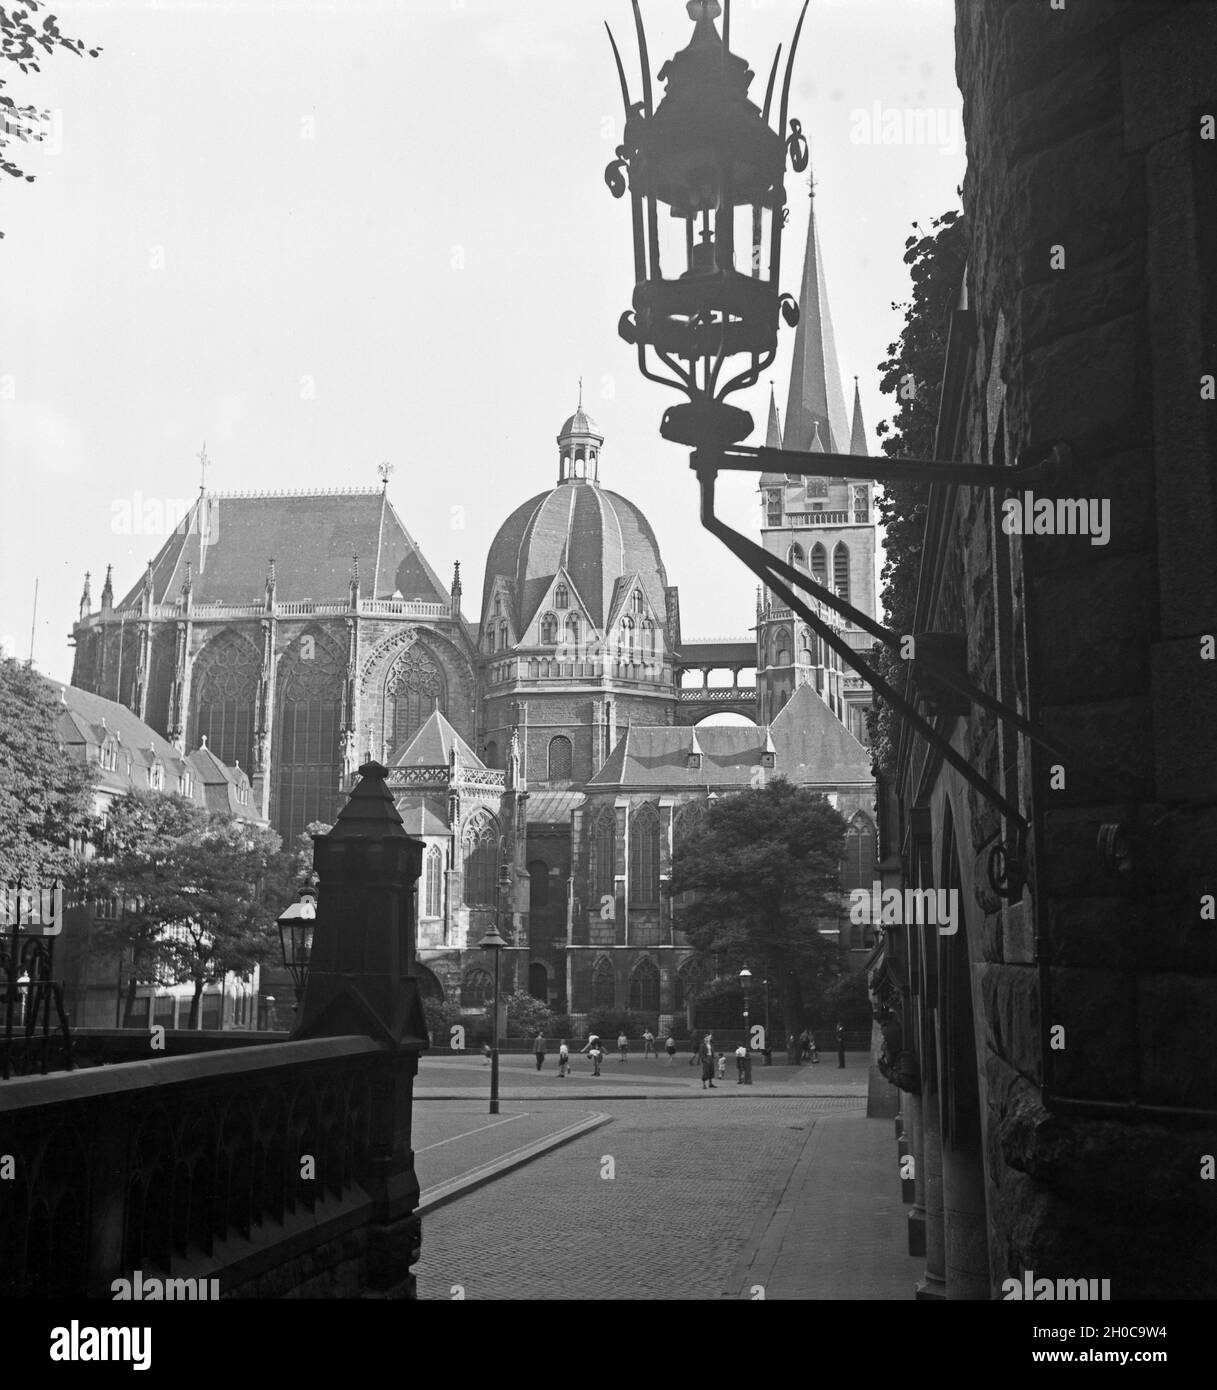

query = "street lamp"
[
  {"left": 761, "top": 973, "right": 772, "bottom": 1065},
  {"left": 738, "top": 965, "right": 753, "bottom": 1085},
  {"left": 277, "top": 888, "right": 316, "bottom": 1008},
  {"left": 478, "top": 858, "right": 514, "bottom": 1116},
  {"left": 602, "top": 0, "right": 1110, "bottom": 899}
]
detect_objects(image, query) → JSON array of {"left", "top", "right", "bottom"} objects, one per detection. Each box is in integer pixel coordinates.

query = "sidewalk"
[{"left": 722, "top": 1110, "right": 922, "bottom": 1299}]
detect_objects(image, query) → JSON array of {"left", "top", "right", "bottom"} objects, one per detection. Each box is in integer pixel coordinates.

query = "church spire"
[
  {"left": 850, "top": 377, "right": 869, "bottom": 457},
  {"left": 79, "top": 571, "right": 92, "bottom": 621},
  {"left": 783, "top": 169, "right": 851, "bottom": 456},
  {"left": 100, "top": 564, "right": 113, "bottom": 613},
  {"left": 765, "top": 382, "right": 783, "bottom": 449}
]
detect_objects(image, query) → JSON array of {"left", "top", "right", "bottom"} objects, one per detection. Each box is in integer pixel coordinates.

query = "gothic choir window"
[
  {"left": 629, "top": 803, "right": 660, "bottom": 906},
  {"left": 275, "top": 630, "right": 343, "bottom": 846},
  {"left": 833, "top": 542, "right": 851, "bottom": 603},
  {"left": 554, "top": 584, "right": 569, "bottom": 610},
  {"left": 462, "top": 810, "right": 499, "bottom": 906},
  {"left": 672, "top": 801, "right": 706, "bottom": 915},
  {"left": 383, "top": 642, "right": 445, "bottom": 764},
  {"left": 629, "top": 957, "right": 660, "bottom": 1013},
  {"left": 548, "top": 735, "right": 573, "bottom": 783},
  {"left": 424, "top": 845, "right": 443, "bottom": 918},
  {"left": 591, "top": 957, "right": 615, "bottom": 1009},
  {"left": 540, "top": 613, "right": 558, "bottom": 644},
  {"left": 193, "top": 631, "right": 260, "bottom": 772},
  {"left": 590, "top": 806, "right": 616, "bottom": 900},
  {"left": 839, "top": 814, "right": 877, "bottom": 894},
  {"left": 788, "top": 542, "right": 804, "bottom": 568},
  {"left": 810, "top": 543, "right": 828, "bottom": 586},
  {"left": 765, "top": 489, "right": 782, "bottom": 526}
]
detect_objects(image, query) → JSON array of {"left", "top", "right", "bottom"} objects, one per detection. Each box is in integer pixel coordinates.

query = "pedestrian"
[
  {"left": 617, "top": 1031, "right": 629, "bottom": 1064},
  {"left": 809, "top": 1032, "right": 819, "bottom": 1064},
  {"left": 533, "top": 1029, "right": 546, "bottom": 1072},
  {"left": 557, "top": 1039, "right": 570, "bottom": 1077},
  {"left": 590, "top": 1042, "right": 604, "bottom": 1076},
  {"left": 665, "top": 1034, "right": 676, "bottom": 1064},
  {"left": 642, "top": 1028, "right": 656, "bottom": 1059},
  {"left": 698, "top": 1033, "right": 717, "bottom": 1089},
  {"left": 735, "top": 1042, "right": 747, "bottom": 1083},
  {"left": 481, "top": 1041, "right": 492, "bottom": 1065},
  {"left": 788, "top": 1032, "right": 799, "bottom": 1066},
  {"left": 836, "top": 1021, "right": 846, "bottom": 1068},
  {"left": 716, "top": 1051, "right": 727, "bottom": 1081},
  {"left": 798, "top": 1028, "right": 811, "bottom": 1062},
  {"left": 580, "top": 1033, "right": 600, "bottom": 1069}
]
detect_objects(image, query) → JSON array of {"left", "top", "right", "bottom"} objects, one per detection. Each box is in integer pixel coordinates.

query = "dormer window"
[
  {"left": 631, "top": 590, "right": 643, "bottom": 615},
  {"left": 237, "top": 783, "right": 250, "bottom": 806},
  {"left": 687, "top": 752, "right": 702, "bottom": 770},
  {"left": 761, "top": 751, "right": 776, "bottom": 769},
  {"left": 493, "top": 596, "right": 502, "bottom": 617},
  {"left": 499, "top": 621, "right": 509, "bottom": 650},
  {"left": 554, "top": 583, "right": 569, "bottom": 610},
  {"left": 149, "top": 761, "right": 164, "bottom": 791}
]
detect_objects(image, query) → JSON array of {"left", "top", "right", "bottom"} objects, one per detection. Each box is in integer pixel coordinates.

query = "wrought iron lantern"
[
  {"left": 277, "top": 888, "right": 317, "bottom": 1004},
  {"left": 606, "top": 0, "right": 808, "bottom": 451}
]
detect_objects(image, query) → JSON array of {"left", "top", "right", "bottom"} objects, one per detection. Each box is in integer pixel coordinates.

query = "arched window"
[
  {"left": 629, "top": 803, "right": 660, "bottom": 906},
  {"left": 462, "top": 811, "right": 499, "bottom": 906},
  {"left": 590, "top": 806, "right": 616, "bottom": 899},
  {"left": 424, "top": 845, "right": 443, "bottom": 918},
  {"left": 674, "top": 959, "right": 701, "bottom": 1013},
  {"left": 548, "top": 735, "right": 573, "bottom": 783},
  {"left": 839, "top": 814, "right": 877, "bottom": 894},
  {"left": 774, "top": 630, "right": 791, "bottom": 667},
  {"left": 565, "top": 612, "right": 580, "bottom": 650},
  {"left": 591, "top": 957, "right": 615, "bottom": 1009},
  {"left": 540, "top": 613, "right": 558, "bottom": 644},
  {"left": 461, "top": 968, "right": 494, "bottom": 1008},
  {"left": 528, "top": 859, "right": 550, "bottom": 910},
  {"left": 833, "top": 542, "right": 850, "bottom": 602},
  {"left": 493, "top": 596, "right": 502, "bottom": 617},
  {"left": 629, "top": 957, "right": 660, "bottom": 1013},
  {"left": 631, "top": 590, "right": 644, "bottom": 614},
  {"left": 810, "top": 543, "right": 828, "bottom": 586},
  {"left": 274, "top": 630, "right": 344, "bottom": 846},
  {"left": 641, "top": 618, "right": 655, "bottom": 656},
  {"left": 788, "top": 542, "right": 804, "bottom": 568},
  {"left": 487, "top": 626, "right": 496, "bottom": 652},
  {"left": 554, "top": 583, "right": 569, "bottom": 610},
  {"left": 619, "top": 616, "right": 635, "bottom": 659},
  {"left": 528, "top": 961, "right": 548, "bottom": 1001},
  {"left": 193, "top": 630, "right": 260, "bottom": 772},
  {"left": 499, "top": 621, "right": 509, "bottom": 650},
  {"left": 383, "top": 642, "right": 445, "bottom": 763}
]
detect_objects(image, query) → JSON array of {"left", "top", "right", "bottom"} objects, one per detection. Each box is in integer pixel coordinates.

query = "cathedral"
[{"left": 69, "top": 190, "right": 880, "bottom": 1031}]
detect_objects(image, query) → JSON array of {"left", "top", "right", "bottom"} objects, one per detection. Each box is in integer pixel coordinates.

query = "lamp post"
[
  {"left": 761, "top": 973, "right": 772, "bottom": 1065},
  {"left": 277, "top": 888, "right": 317, "bottom": 1009},
  {"left": 738, "top": 965, "right": 753, "bottom": 1084},
  {"left": 478, "top": 857, "right": 514, "bottom": 1116},
  {"left": 601, "top": 0, "right": 1109, "bottom": 897}
]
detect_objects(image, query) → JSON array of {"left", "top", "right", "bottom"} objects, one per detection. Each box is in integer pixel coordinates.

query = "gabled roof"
[
  {"left": 398, "top": 806, "right": 451, "bottom": 837},
  {"left": 187, "top": 743, "right": 260, "bottom": 820},
  {"left": 526, "top": 789, "right": 586, "bottom": 825},
  {"left": 115, "top": 489, "right": 451, "bottom": 609},
  {"left": 392, "top": 709, "right": 483, "bottom": 770},
  {"left": 769, "top": 682, "right": 872, "bottom": 784}
]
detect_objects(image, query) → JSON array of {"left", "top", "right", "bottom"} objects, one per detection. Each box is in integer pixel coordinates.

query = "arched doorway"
[{"left": 528, "top": 962, "right": 548, "bottom": 1003}]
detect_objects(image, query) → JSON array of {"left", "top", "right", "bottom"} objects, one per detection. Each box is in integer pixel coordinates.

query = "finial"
[
  {"left": 578, "top": 377, "right": 583, "bottom": 411},
  {"left": 352, "top": 553, "right": 359, "bottom": 582},
  {"left": 378, "top": 461, "right": 394, "bottom": 489},
  {"left": 198, "top": 441, "right": 209, "bottom": 493}
]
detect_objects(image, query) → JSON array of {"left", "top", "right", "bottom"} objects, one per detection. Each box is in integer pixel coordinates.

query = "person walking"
[
  {"left": 590, "top": 1041, "right": 604, "bottom": 1076},
  {"left": 798, "top": 1028, "right": 811, "bottom": 1062},
  {"left": 481, "top": 1042, "right": 492, "bottom": 1065},
  {"left": 698, "top": 1033, "right": 717, "bottom": 1089},
  {"left": 642, "top": 1028, "right": 656, "bottom": 1059},
  {"left": 809, "top": 1032, "right": 819, "bottom": 1064},
  {"left": 787, "top": 1031, "right": 799, "bottom": 1066},
  {"left": 533, "top": 1030, "right": 546, "bottom": 1072},
  {"left": 665, "top": 1034, "right": 677, "bottom": 1064},
  {"left": 617, "top": 1031, "right": 629, "bottom": 1064},
  {"left": 836, "top": 1021, "right": 846, "bottom": 1069},
  {"left": 557, "top": 1039, "right": 570, "bottom": 1077},
  {"left": 735, "top": 1042, "right": 748, "bottom": 1083}
]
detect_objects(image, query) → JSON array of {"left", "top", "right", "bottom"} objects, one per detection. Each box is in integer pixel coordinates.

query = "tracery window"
[
  {"left": 788, "top": 542, "right": 804, "bottom": 568},
  {"left": 276, "top": 630, "right": 344, "bottom": 845},
  {"left": 629, "top": 957, "right": 660, "bottom": 1013},
  {"left": 554, "top": 584, "right": 569, "bottom": 610},
  {"left": 548, "top": 735, "right": 573, "bottom": 783},
  {"left": 461, "top": 968, "right": 494, "bottom": 1008},
  {"left": 591, "top": 957, "right": 615, "bottom": 1009},
  {"left": 833, "top": 542, "right": 851, "bottom": 602},
  {"left": 383, "top": 642, "right": 445, "bottom": 764},
  {"left": 462, "top": 810, "right": 500, "bottom": 906},
  {"left": 424, "top": 845, "right": 443, "bottom": 918},
  {"left": 193, "top": 631, "right": 260, "bottom": 771},
  {"left": 540, "top": 613, "right": 558, "bottom": 644},
  {"left": 590, "top": 806, "right": 616, "bottom": 899},
  {"left": 629, "top": 803, "right": 660, "bottom": 906},
  {"left": 810, "top": 543, "right": 828, "bottom": 586}
]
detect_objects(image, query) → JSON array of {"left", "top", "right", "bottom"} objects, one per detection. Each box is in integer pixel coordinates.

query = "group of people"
[{"left": 788, "top": 1024, "right": 848, "bottom": 1067}]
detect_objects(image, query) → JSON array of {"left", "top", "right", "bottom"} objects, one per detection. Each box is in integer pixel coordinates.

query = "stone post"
[{"left": 295, "top": 760, "right": 428, "bottom": 1295}]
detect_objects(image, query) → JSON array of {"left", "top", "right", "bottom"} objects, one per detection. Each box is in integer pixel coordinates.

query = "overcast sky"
[{"left": 1, "top": 0, "right": 964, "bottom": 681}]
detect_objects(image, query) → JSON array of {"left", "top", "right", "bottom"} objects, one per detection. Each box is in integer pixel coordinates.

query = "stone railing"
[
  {"left": 78, "top": 597, "right": 455, "bottom": 625},
  {"left": 0, "top": 1034, "right": 423, "bottom": 1299},
  {"left": 789, "top": 511, "right": 850, "bottom": 526},
  {"left": 678, "top": 686, "right": 757, "bottom": 702},
  {"left": 387, "top": 766, "right": 450, "bottom": 788}
]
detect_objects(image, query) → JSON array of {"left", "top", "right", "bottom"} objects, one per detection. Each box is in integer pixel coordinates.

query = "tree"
[
  {"left": 1, "top": 2, "right": 100, "bottom": 231},
  {"left": 87, "top": 791, "right": 293, "bottom": 1027},
  {"left": 868, "top": 209, "right": 969, "bottom": 778},
  {"left": 669, "top": 779, "right": 850, "bottom": 1043},
  {"left": 0, "top": 658, "right": 95, "bottom": 884},
  {"left": 504, "top": 988, "right": 554, "bottom": 1039}
]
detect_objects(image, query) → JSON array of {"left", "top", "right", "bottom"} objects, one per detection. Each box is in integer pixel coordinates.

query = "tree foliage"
[
  {"left": 1, "top": 1, "right": 100, "bottom": 228},
  {"left": 86, "top": 790, "right": 295, "bottom": 1026},
  {"left": 669, "top": 779, "right": 850, "bottom": 1033},
  {"left": 0, "top": 658, "right": 94, "bottom": 883},
  {"left": 868, "top": 209, "right": 969, "bottom": 779},
  {"left": 504, "top": 988, "right": 555, "bottom": 1038}
]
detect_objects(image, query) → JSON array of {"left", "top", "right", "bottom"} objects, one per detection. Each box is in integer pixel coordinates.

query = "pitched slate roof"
[
  {"left": 398, "top": 806, "right": 451, "bottom": 837},
  {"left": 116, "top": 489, "right": 450, "bottom": 608},
  {"left": 525, "top": 790, "right": 586, "bottom": 825},
  {"left": 587, "top": 682, "right": 871, "bottom": 790},
  {"left": 187, "top": 743, "right": 260, "bottom": 820},
  {"left": 392, "top": 709, "right": 483, "bottom": 770}
]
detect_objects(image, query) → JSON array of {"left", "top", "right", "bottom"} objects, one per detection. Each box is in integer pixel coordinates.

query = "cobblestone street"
[{"left": 415, "top": 1096, "right": 918, "bottom": 1300}]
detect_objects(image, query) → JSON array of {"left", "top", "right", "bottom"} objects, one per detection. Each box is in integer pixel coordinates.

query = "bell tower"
[{"left": 556, "top": 381, "right": 604, "bottom": 484}]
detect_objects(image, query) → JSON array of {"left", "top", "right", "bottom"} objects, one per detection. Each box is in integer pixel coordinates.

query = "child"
[
  {"left": 716, "top": 1052, "right": 727, "bottom": 1081},
  {"left": 557, "top": 1039, "right": 570, "bottom": 1077},
  {"left": 735, "top": 1043, "right": 748, "bottom": 1082},
  {"left": 481, "top": 1042, "right": 492, "bottom": 1064},
  {"left": 590, "top": 1044, "right": 603, "bottom": 1077}
]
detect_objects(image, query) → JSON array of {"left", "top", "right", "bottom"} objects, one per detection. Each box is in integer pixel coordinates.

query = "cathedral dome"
[{"left": 481, "top": 409, "right": 668, "bottom": 634}]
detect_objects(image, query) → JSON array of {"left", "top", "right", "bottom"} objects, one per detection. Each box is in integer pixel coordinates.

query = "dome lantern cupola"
[{"left": 556, "top": 379, "right": 604, "bottom": 485}]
